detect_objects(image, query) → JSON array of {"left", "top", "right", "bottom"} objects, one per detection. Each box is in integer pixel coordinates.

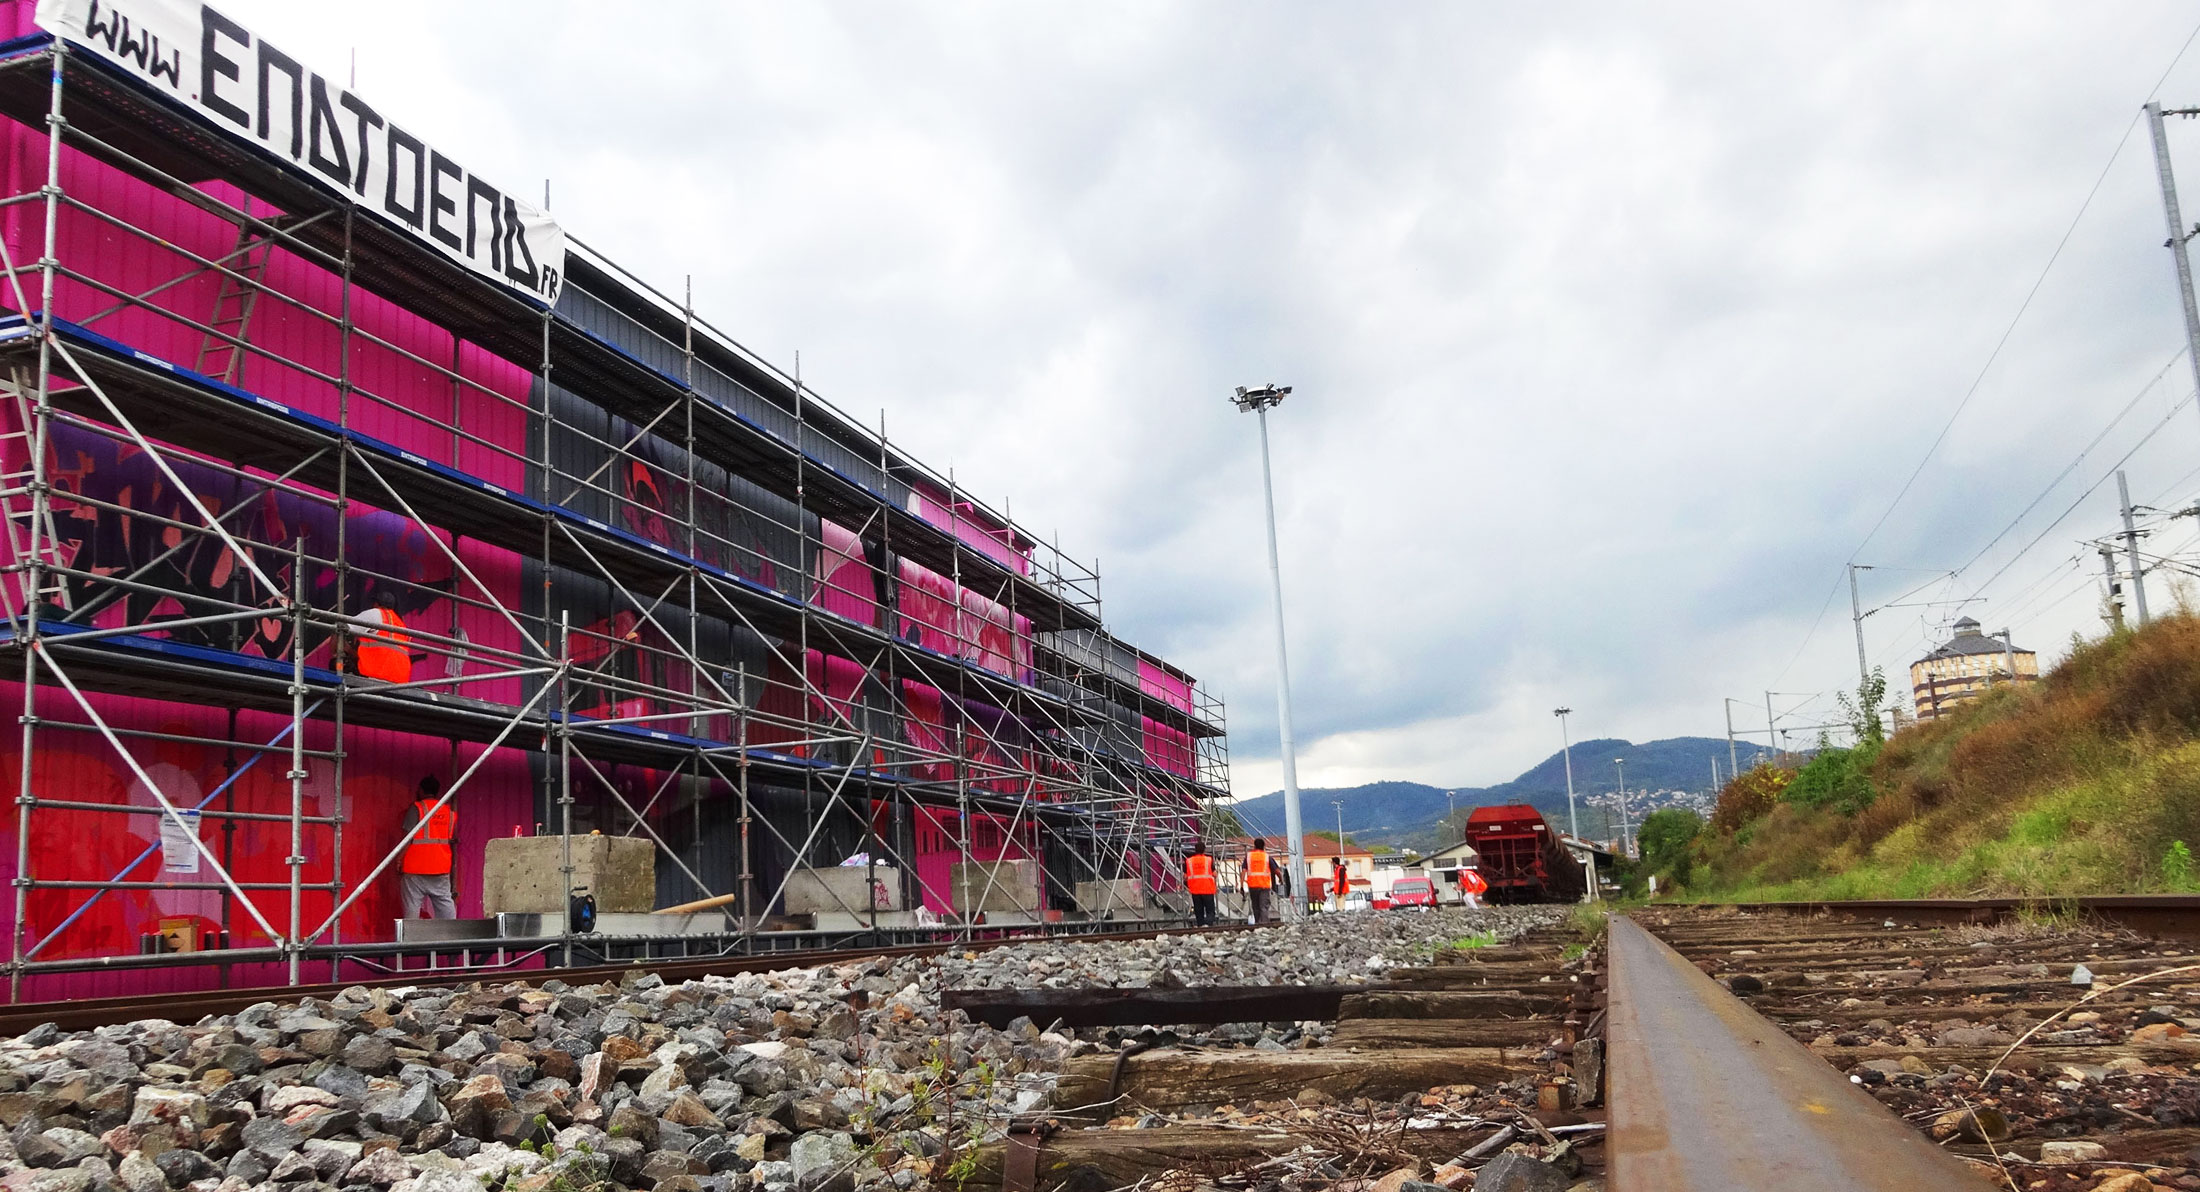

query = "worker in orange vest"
[
  {"left": 398, "top": 776, "right": 457, "bottom": 919},
  {"left": 352, "top": 591, "right": 413, "bottom": 683},
  {"left": 1460, "top": 866, "right": 1488, "bottom": 910},
  {"left": 1184, "top": 843, "right": 1218, "bottom": 927},
  {"left": 1245, "top": 837, "right": 1274, "bottom": 925}
]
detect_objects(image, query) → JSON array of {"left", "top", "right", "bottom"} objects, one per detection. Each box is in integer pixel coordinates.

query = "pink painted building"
[{"left": 0, "top": 0, "right": 1227, "bottom": 1001}]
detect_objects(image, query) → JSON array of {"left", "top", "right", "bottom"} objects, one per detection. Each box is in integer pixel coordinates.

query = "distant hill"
[{"left": 1226, "top": 736, "right": 1775, "bottom": 851}]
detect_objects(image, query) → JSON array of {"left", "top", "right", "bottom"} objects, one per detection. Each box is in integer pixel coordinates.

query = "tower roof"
[{"left": 1918, "top": 618, "right": 2025, "bottom": 662}]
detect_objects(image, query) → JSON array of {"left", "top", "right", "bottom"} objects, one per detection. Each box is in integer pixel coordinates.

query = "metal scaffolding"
[{"left": 0, "top": 35, "right": 1231, "bottom": 1001}]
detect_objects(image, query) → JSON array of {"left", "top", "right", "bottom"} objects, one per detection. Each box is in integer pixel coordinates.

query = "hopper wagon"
[{"left": 1464, "top": 804, "right": 1585, "bottom": 903}]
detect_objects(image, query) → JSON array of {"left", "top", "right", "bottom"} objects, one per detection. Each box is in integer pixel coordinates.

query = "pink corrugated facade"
[{"left": 0, "top": 0, "right": 1216, "bottom": 1000}]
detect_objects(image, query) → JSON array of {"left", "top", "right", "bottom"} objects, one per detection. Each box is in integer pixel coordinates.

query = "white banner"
[
  {"left": 159, "top": 808, "right": 201, "bottom": 873},
  {"left": 33, "top": 0, "right": 566, "bottom": 305}
]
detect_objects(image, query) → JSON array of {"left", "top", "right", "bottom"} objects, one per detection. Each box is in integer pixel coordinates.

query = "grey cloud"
[{"left": 225, "top": 0, "right": 2200, "bottom": 786}]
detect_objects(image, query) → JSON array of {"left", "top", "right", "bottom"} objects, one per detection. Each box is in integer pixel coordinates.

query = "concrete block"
[
  {"left": 809, "top": 910, "right": 924, "bottom": 932},
  {"left": 784, "top": 866, "right": 904, "bottom": 914},
  {"left": 951, "top": 860, "right": 1042, "bottom": 914},
  {"left": 481, "top": 835, "right": 655, "bottom": 914},
  {"left": 1075, "top": 879, "right": 1149, "bottom": 915}
]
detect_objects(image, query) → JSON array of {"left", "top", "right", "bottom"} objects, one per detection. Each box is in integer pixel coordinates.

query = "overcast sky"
[{"left": 221, "top": 1, "right": 2200, "bottom": 799}]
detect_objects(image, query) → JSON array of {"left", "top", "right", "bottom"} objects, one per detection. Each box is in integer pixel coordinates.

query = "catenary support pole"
[
  {"left": 1764, "top": 692, "right": 1778, "bottom": 765},
  {"left": 2144, "top": 102, "right": 2200, "bottom": 421},
  {"left": 1847, "top": 563, "right": 1871, "bottom": 688},
  {"left": 1724, "top": 699, "right": 1739, "bottom": 776},
  {"left": 2101, "top": 545, "right": 2126, "bottom": 631},
  {"left": 2119, "top": 469, "right": 2150, "bottom": 626}
]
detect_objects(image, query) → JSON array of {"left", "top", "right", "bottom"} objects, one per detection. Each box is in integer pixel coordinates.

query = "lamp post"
[
  {"left": 1554, "top": 707, "right": 1578, "bottom": 840},
  {"left": 1614, "top": 757, "right": 1633, "bottom": 858},
  {"left": 1445, "top": 789, "right": 1456, "bottom": 838},
  {"left": 1231, "top": 383, "right": 1306, "bottom": 912}
]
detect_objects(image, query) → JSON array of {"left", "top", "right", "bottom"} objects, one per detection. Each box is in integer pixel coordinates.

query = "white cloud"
[{"left": 218, "top": 0, "right": 2200, "bottom": 793}]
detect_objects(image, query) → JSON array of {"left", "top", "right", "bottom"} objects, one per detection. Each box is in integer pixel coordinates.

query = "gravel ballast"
[{"left": 0, "top": 907, "right": 1566, "bottom": 1192}]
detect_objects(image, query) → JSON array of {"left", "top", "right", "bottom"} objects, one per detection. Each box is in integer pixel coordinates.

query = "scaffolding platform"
[{"left": 0, "top": 10, "right": 1229, "bottom": 1003}]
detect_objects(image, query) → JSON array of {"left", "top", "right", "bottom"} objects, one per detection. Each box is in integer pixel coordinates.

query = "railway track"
[
  {"left": 954, "top": 903, "right": 2200, "bottom": 1189},
  {"left": 17, "top": 901, "right": 2200, "bottom": 1189},
  {"left": 958, "top": 919, "right": 1604, "bottom": 1191}
]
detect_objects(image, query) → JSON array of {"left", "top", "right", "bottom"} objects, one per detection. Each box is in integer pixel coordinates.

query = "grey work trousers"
[{"left": 399, "top": 871, "right": 457, "bottom": 919}]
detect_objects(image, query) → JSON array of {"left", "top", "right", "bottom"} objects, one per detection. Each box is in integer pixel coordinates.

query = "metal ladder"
[
  {"left": 0, "top": 417, "right": 70, "bottom": 620},
  {"left": 193, "top": 224, "right": 271, "bottom": 385}
]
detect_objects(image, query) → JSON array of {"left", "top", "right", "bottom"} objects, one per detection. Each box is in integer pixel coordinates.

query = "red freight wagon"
[{"left": 1464, "top": 804, "right": 1585, "bottom": 904}]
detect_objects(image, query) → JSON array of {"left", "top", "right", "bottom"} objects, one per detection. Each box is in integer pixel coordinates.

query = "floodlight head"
[
  {"left": 1553, "top": 706, "right": 1570, "bottom": 717},
  {"left": 1230, "top": 382, "right": 1292, "bottom": 412}
]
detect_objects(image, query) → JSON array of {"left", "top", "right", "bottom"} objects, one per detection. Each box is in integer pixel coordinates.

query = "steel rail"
[{"left": 1605, "top": 915, "right": 1994, "bottom": 1189}]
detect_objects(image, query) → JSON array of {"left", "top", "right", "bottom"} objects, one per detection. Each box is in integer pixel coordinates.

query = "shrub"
[
  {"left": 1785, "top": 741, "right": 1881, "bottom": 815},
  {"left": 1710, "top": 763, "right": 1791, "bottom": 834},
  {"left": 2163, "top": 840, "right": 2196, "bottom": 891},
  {"left": 2103, "top": 615, "right": 2200, "bottom": 737},
  {"left": 1637, "top": 808, "right": 1703, "bottom": 888}
]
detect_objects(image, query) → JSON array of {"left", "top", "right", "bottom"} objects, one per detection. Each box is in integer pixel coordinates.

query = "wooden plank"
[
  {"left": 1379, "top": 969, "right": 1581, "bottom": 993},
  {"left": 1052, "top": 1046, "right": 1543, "bottom": 1118},
  {"left": 1944, "top": 1126, "right": 2200, "bottom": 1164},
  {"left": 1760, "top": 1001, "right": 2160, "bottom": 1024},
  {"left": 1808, "top": 1041, "right": 2200, "bottom": 1070},
  {"left": 957, "top": 1124, "right": 1509, "bottom": 1189},
  {"left": 943, "top": 985, "right": 1358, "bottom": 1029},
  {"left": 1325, "top": 1017, "right": 1564, "bottom": 1050},
  {"left": 1339, "top": 990, "right": 1566, "bottom": 1019}
]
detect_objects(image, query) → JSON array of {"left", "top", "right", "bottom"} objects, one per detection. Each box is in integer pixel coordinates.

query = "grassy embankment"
[{"left": 1679, "top": 613, "right": 2200, "bottom": 901}]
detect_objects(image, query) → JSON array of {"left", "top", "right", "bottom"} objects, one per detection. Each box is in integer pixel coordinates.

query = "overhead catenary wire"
[
  {"left": 1777, "top": 16, "right": 2200, "bottom": 691},
  {"left": 1847, "top": 113, "right": 2166, "bottom": 563},
  {"left": 1952, "top": 348, "right": 2186, "bottom": 576},
  {"left": 1962, "top": 387, "right": 2197, "bottom": 601},
  {"left": 1862, "top": 354, "right": 2188, "bottom": 683}
]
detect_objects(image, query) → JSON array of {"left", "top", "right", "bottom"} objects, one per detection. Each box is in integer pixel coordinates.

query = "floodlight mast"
[{"left": 1232, "top": 383, "right": 1306, "bottom": 913}]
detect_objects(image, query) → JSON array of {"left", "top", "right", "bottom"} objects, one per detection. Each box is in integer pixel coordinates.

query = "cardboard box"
[{"left": 482, "top": 835, "right": 655, "bottom": 914}]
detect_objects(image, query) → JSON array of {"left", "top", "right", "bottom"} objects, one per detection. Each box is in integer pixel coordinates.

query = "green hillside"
[{"left": 1681, "top": 613, "right": 2200, "bottom": 900}]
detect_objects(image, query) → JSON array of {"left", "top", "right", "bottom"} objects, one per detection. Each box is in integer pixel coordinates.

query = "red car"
[{"left": 1387, "top": 876, "right": 1436, "bottom": 908}]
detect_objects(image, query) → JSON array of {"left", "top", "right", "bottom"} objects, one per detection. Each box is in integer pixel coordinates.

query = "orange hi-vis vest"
[
  {"left": 1246, "top": 849, "right": 1272, "bottom": 889},
  {"left": 1462, "top": 868, "right": 1488, "bottom": 895},
  {"left": 357, "top": 607, "right": 412, "bottom": 683},
  {"left": 402, "top": 798, "right": 456, "bottom": 875},
  {"left": 1185, "top": 854, "right": 1216, "bottom": 895}
]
